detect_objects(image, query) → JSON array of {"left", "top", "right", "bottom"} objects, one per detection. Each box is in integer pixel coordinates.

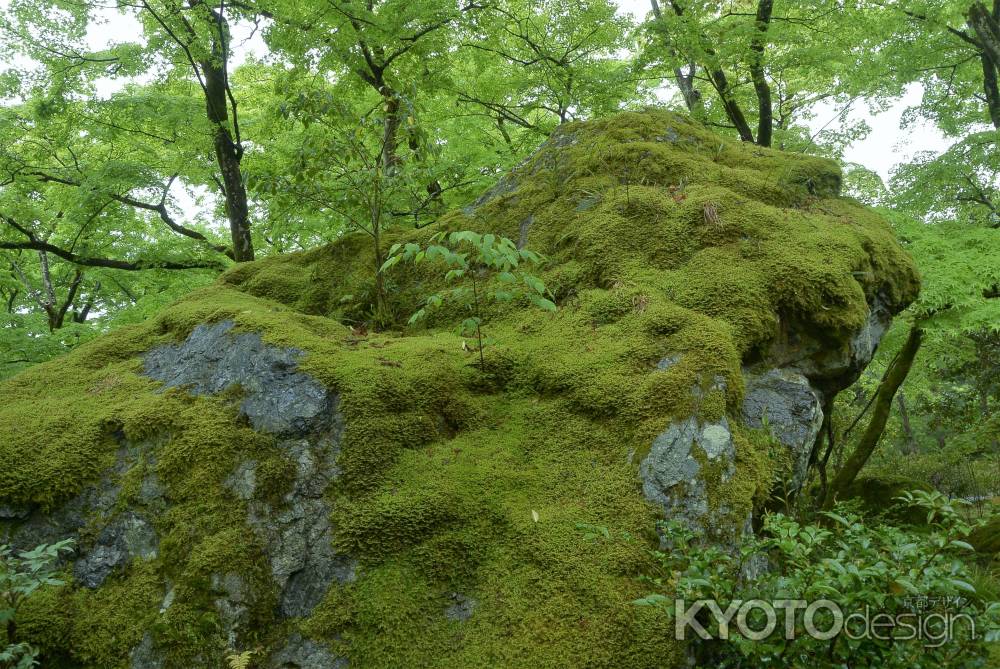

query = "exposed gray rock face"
[
  {"left": 212, "top": 572, "right": 252, "bottom": 647},
  {"left": 4, "top": 440, "right": 142, "bottom": 551},
  {"left": 641, "top": 295, "right": 890, "bottom": 543},
  {"left": 4, "top": 484, "right": 110, "bottom": 551},
  {"left": 656, "top": 353, "right": 683, "bottom": 371},
  {"left": 144, "top": 319, "right": 353, "bottom": 619},
  {"left": 237, "top": 432, "right": 356, "bottom": 619},
  {"left": 73, "top": 511, "right": 158, "bottom": 588},
  {"left": 445, "top": 592, "right": 477, "bottom": 622},
  {"left": 129, "top": 632, "right": 165, "bottom": 669},
  {"left": 640, "top": 416, "right": 736, "bottom": 535},
  {"left": 268, "top": 634, "right": 347, "bottom": 669},
  {"left": 850, "top": 295, "right": 891, "bottom": 371},
  {"left": 0, "top": 504, "right": 30, "bottom": 520},
  {"left": 143, "top": 320, "right": 332, "bottom": 436},
  {"left": 741, "top": 369, "right": 824, "bottom": 492},
  {"left": 760, "top": 295, "right": 892, "bottom": 395},
  {"left": 517, "top": 214, "right": 533, "bottom": 250}
]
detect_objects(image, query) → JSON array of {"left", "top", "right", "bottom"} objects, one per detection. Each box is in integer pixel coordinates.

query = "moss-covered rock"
[
  {"left": 839, "top": 474, "right": 934, "bottom": 525},
  {"left": 0, "top": 111, "right": 919, "bottom": 668},
  {"left": 970, "top": 516, "right": 1000, "bottom": 554}
]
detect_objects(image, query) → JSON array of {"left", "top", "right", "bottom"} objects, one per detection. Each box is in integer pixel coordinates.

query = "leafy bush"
[
  {"left": 1, "top": 539, "right": 74, "bottom": 669},
  {"left": 381, "top": 231, "right": 555, "bottom": 370},
  {"left": 634, "top": 492, "right": 1000, "bottom": 668}
]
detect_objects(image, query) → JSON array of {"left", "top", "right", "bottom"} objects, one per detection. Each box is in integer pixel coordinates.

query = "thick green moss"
[{"left": 0, "top": 111, "right": 919, "bottom": 667}]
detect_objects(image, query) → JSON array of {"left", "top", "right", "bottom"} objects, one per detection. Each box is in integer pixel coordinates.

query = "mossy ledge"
[{"left": 0, "top": 111, "right": 918, "bottom": 668}]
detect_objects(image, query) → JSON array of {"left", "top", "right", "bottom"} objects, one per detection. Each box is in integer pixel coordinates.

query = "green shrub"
[
  {"left": 1, "top": 539, "right": 74, "bottom": 668},
  {"left": 634, "top": 491, "right": 1000, "bottom": 668}
]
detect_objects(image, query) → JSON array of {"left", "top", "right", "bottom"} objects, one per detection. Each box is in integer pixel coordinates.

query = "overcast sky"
[{"left": 2, "top": 0, "right": 953, "bottom": 182}]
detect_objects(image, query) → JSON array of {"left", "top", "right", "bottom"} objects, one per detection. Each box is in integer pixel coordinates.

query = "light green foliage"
[
  {"left": 0, "top": 539, "right": 74, "bottom": 668},
  {"left": 226, "top": 649, "right": 254, "bottom": 669},
  {"left": 382, "top": 231, "right": 555, "bottom": 369},
  {"left": 636, "top": 491, "right": 1000, "bottom": 668},
  {"left": 0, "top": 0, "right": 645, "bottom": 373},
  {"left": 637, "top": 0, "right": 895, "bottom": 153}
]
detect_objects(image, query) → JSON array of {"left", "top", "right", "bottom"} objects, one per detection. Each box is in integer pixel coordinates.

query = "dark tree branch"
[
  {"left": 29, "top": 171, "right": 235, "bottom": 259},
  {"left": 1, "top": 213, "right": 224, "bottom": 271}
]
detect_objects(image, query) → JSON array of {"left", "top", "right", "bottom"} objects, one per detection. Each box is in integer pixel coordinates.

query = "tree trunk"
[
  {"left": 749, "top": 0, "right": 774, "bottom": 147},
  {"left": 979, "top": 52, "right": 1000, "bottom": 129},
  {"left": 381, "top": 92, "right": 403, "bottom": 170},
  {"left": 896, "top": 391, "right": 917, "bottom": 453},
  {"left": 705, "top": 67, "right": 756, "bottom": 143},
  {"left": 827, "top": 323, "right": 923, "bottom": 506},
  {"left": 656, "top": 0, "right": 754, "bottom": 142},
  {"left": 199, "top": 8, "right": 253, "bottom": 261},
  {"left": 673, "top": 64, "right": 705, "bottom": 115},
  {"left": 969, "top": 2, "right": 1000, "bottom": 68}
]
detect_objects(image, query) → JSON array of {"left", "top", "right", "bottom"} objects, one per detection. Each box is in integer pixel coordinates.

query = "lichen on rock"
[{"left": 0, "top": 110, "right": 918, "bottom": 668}]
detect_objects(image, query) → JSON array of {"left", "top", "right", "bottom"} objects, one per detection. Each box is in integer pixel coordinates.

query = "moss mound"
[
  {"left": 839, "top": 474, "right": 934, "bottom": 525},
  {"left": 0, "top": 111, "right": 919, "bottom": 668},
  {"left": 970, "top": 516, "right": 1000, "bottom": 554}
]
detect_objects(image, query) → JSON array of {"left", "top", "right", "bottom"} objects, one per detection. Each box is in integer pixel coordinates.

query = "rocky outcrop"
[
  {"left": 143, "top": 321, "right": 333, "bottom": 436},
  {"left": 142, "top": 320, "right": 351, "bottom": 655},
  {"left": 741, "top": 368, "right": 825, "bottom": 493},
  {"left": 0, "top": 111, "right": 919, "bottom": 668}
]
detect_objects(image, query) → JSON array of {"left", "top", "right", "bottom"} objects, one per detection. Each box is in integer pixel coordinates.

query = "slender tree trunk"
[
  {"left": 650, "top": 1, "right": 704, "bottom": 114},
  {"left": 749, "top": 0, "right": 774, "bottom": 147},
  {"left": 704, "top": 67, "right": 756, "bottom": 142},
  {"left": 979, "top": 52, "right": 1000, "bottom": 128},
  {"left": 199, "top": 7, "right": 253, "bottom": 261},
  {"left": 826, "top": 323, "right": 923, "bottom": 506},
  {"left": 381, "top": 92, "right": 403, "bottom": 170},
  {"left": 896, "top": 391, "right": 917, "bottom": 454},
  {"left": 4, "top": 287, "right": 17, "bottom": 313},
  {"left": 655, "top": 0, "right": 753, "bottom": 140},
  {"left": 969, "top": 2, "right": 1000, "bottom": 68},
  {"left": 673, "top": 64, "right": 704, "bottom": 115}
]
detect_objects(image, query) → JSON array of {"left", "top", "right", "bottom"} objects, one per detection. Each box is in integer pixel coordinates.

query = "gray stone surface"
[
  {"left": 129, "top": 632, "right": 165, "bottom": 669},
  {"left": 4, "top": 465, "right": 122, "bottom": 553},
  {"left": 243, "top": 433, "right": 355, "bottom": 618},
  {"left": 73, "top": 511, "right": 158, "bottom": 588},
  {"left": 517, "top": 214, "right": 533, "bottom": 250},
  {"left": 741, "top": 368, "right": 824, "bottom": 491},
  {"left": 444, "top": 592, "right": 477, "bottom": 621},
  {"left": 655, "top": 354, "right": 683, "bottom": 371},
  {"left": 0, "top": 504, "right": 30, "bottom": 520},
  {"left": 143, "top": 321, "right": 333, "bottom": 436},
  {"left": 640, "top": 416, "right": 735, "bottom": 532},
  {"left": 268, "top": 634, "right": 347, "bottom": 669},
  {"left": 226, "top": 460, "right": 259, "bottom": 501},
  {"left": 212, "top": 572, "right": 251, "bottom": 647},
  {"left": 759, "top": 295, "right": 893, "bottom": 394},
  {"left": 850, "top": 295, "right": 891, "bottom": 370}
]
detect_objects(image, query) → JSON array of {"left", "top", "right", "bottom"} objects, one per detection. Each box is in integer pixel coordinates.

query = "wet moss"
[{"left": 0, "top": 110, "right": 919, "bottom": 667}]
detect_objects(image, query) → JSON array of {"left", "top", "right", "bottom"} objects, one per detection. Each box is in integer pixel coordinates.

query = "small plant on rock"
[{"left": 381, "top": 231, "right": 556, "bottom": 372}]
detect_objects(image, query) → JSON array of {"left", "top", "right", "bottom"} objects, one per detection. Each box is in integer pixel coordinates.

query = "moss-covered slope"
[{"left": 0, "top": 111, "right": 919, "bottom": 668}]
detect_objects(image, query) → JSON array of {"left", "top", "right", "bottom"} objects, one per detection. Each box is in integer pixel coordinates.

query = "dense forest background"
[{"left": 0, "top": 0, "right": 998, "bottom": 499}]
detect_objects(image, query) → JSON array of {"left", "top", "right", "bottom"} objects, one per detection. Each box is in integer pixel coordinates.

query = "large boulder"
[{"left": 0, "top": 111, "right": 918, "bottom": 668}]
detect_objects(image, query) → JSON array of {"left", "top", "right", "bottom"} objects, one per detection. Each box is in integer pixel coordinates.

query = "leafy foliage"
[
  {"left": 635, "top": 492, "right": 1000, "bottom": 668},
  {"left": 1, "top": 539, "right": 74, "bottom": 669},
  {"left": 382, "top": 231, "right": 555, "bottom": 370}
]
